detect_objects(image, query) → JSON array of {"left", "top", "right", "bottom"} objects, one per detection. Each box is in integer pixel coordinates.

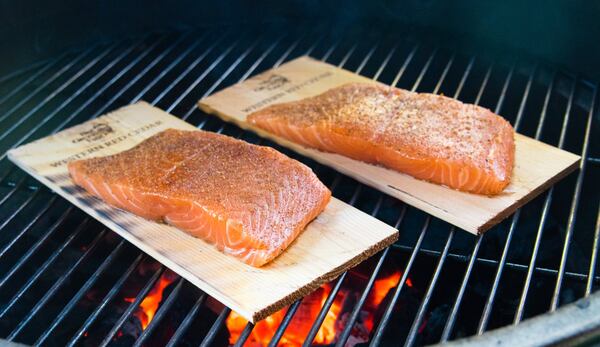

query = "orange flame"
[
  {"left": 373, "top": 272, "right": 408, "bottom": 307},
  {"left": 315, "top": 286, "right": 343, "bottom": 344},
  {"left": 124, "top": 272, "right": 175, "bottom": 329},
  {"left": 226, "top": 271, "right": 406, "bottom": 346}
]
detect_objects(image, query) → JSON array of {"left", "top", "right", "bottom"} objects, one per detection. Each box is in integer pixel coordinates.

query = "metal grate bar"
[
  {"left": 0, "top": 194, "right": 57, "bottom": 259},
  {"left": 0, "top": 36, "right": 179, "bottom": 235},
  {"left": 374, "top": 45, "right": 399, "bottom": 79},
  {"left": 513, "top": 176, "right": 556, "bottom": 317},
  {"left": 535, "top": 72, "right": 558, "bottom": 139},
  {"left": 443, "top": 61, "right": 519, "bottom": 338},
  {"left": 62, "top": 40, "right": 314, "bottom": 347},
  {"left": 273, "top": 34, "right": 306, "bottom": 68},
  {"left": 174, "top": 37, "right": 242, "bottom": 116},
  {"left": 513, "top": 64, "right": 539, "bottom": 130},
  {"left": 207, "top": 35, "right": 309, "bottom": 136},
  {"left": 0, "top": 39, "right": 146, "bottom": 161},
  {"left": 5, "top": 32, "right": 302, "bottom": 340},
  {"left": 0, "top": 56, "right": 64, "bottom": 106},
  {"left": 200, "top": 306, "right": 233, "bottom": 347},
  {"left": 433, "top": 52, "right": 456, "bottom": 94},
  {"left": 329, "top": 190, "right": 388, "bottom": 346},
  {"left": 31, "top": 34, "right": 176, "bottom": 144},
  {"left": 220, "top": 37, "right": 356, "bottom": 347},
  {"left": 0, "top": 175, "right": 26, "bottom": 204},
  {"left": 233, "top": 323, "right": 255, "bottom": 347},
  {"left": 412, "top": 57, "right": 511, "bottom": 342},
  {"left": 66, "top": 253, "right": 145, "bottom": 346},
  {"left": 211, "top": 35, "right": 313, "bottom": 136},
  {"left": 0, "top": 47, "right": 94, "bottom": 125},
  {"left": 391, "top": 44, "right": 419, "bottom": 87},
  {"left": 371, "top": 49, "right": 479, "bottom": 345},
  {"left": 100, "top": 266, "right": 165, "bottom": 347},
  {"left": 302, "top": 272, "right": 348, "bottom": 346},
  {"left": 238, "top": 34, "right": 285, "bottom": 82},
  {"left": 165, "top": 293, "right": 207, "bottom": 347},
  {"left": 0, "top": 44, "right": 118, "bottom": 144},
  {"left": 88, "top": 34, "right": 182, "bottom": 120},
  {"left": 196, "top": 35, "right": 263, "bottom": 103},
  {"left": 454, "top": 57, "right": 476, "bottom": 98},
  {"left": 391, "top": 241, "right": 600, "bottom": 283},
  {"left": 551, "top": 85, "right": 597, "bottom": 310},
  {"left": 320, "top": 38, "right": 343, "bottom": 64},
  {"left": 405, "top": 229, "right": 455, "bottom": 347},
  {"left": 131, "top": 32, "right": 208, "bottom": 103},
  {"left": 495, "top": 63, "right": 516, "bottom": 114},
  {"left": 0, "top": 39, "right": 148, "bottom": 163},
  {"left": 514, "top": 74, "right": 577, "bottom": 324},
  {"left": 149, "top": 30, "right": 226, "bottom": 106},
  {"left": 0, "top": 187, "right": 41, "bottom": 232},
  {"left": 6, "top": 228, "right": 107, "bottom": 340},
  {"left": 413, "top": 47, "right": 439, "bottom": 90},
  {"left": 199, "top": 30, "right": 323, "bottom": 139},
  {"left": 450, "top": 64, "right": 536, "bottom": 334},
  {"left": 0, "top": 32, "right": 187, "bottom": 198},
  {"left": 369, "top": 216, "right": 428, "bottom": 346},
  {"left": 588, "top": 207, "right": 600, "bottom": 295},
  {"left": 329, "top": 41, "right": 435, "bottom": 346},
  {"left": 0, "top": 207, "right": 79, "bottom": 290},
  {"left": 474, "top": 63, "right": 494, "bottom": 104},
  {"left": 331, "top": 42, "right": 355, "bottom": 68},
  {"left": 477, "top": 210, "right": 520, "bottom": 333},
  {"left": 243, "top": 37, "right": 292, "bottom": 81},
  {"left": 34, "top": 240, "right": 128, "bottom": 345},
  {"left": 0, "top": 39, "right": 154, "bottom": 185},
  {"left": 336, "top": 248, "right": 391, "bottom": 347},
  {"left": 0, "top": 59, "right": 48, "bottom": 86},
  {"left": 133, "top": 277, "right": 185, "bottom": 347},
  {"left": 440, "top": 235, "right": 483, "bottom": 342},
  {"left": 267, "top": 300, "right": 302, "bottom": 347},
  {"left": 302, "top": 39, "right": 411, "bottom": 346},
  {"left": 355, "top": 42, "right": 381, "bottom": 75}
]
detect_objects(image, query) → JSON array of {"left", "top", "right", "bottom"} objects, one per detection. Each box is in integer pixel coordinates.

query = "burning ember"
[
  {"left": 124, "top": 271, "right": 177, "bottom": 329},
  {"left": 227, "top": 271, "right": 410, "bottom": 346}
]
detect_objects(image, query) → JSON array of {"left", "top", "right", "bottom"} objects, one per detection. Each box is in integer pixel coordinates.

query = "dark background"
[{"left": 1, "top": 0, "right": 599, "bottom": 80}]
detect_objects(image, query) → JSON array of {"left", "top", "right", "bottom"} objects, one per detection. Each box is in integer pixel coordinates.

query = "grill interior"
[{"left": 0, "top": 21, "right": 599, "bottom": 346}]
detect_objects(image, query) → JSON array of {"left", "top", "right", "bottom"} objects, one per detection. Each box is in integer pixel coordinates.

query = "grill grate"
[{"left": 0, "top": 22, "right": 598, "bottom": 346}]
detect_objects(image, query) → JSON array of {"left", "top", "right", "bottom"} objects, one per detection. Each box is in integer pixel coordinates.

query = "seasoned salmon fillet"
[
  {"left": 248, "top": 83, "right": 515, "bottom": 195},
  {"left": 68, "top": 129, "right": 331, "bottom": 267}
]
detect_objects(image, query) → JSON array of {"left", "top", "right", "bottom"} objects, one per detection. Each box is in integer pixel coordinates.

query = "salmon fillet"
[
  {"left": 248, "top": 83, "right": 515, "bottom": 195},
  {"left": 68, "top": 129, "right": 331, "bottom": 267}
]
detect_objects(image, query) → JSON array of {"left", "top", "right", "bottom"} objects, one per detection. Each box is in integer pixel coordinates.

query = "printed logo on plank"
[
  {"left": 72, "top": 123, "right": 115, "bottom": 144},
  {"left": 253, "top": 74, "right": 291, "bottom": 92}
]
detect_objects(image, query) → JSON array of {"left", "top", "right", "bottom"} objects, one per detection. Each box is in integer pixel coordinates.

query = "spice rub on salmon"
[
  {"left": 248, "top": 83, "right": 515, "bottom": 195},
  {"left": 68, "top": 129, "right": 331, "bottom": 267}
]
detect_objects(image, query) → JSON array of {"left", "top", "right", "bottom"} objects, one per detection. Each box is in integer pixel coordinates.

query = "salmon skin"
[
  {"left": 248, "top": 83, "right": 515, "bottom": 195},
  {"left": 68, "top": 129, "right": 331, "bottom": 267}
]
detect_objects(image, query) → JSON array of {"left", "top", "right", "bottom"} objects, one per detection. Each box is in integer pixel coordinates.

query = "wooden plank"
[
  {"left": 6, "top": 102, "right": 398, "bottom": 323},
  {"left": 198, "top": 56, "right": 581, "bottom": 234}
]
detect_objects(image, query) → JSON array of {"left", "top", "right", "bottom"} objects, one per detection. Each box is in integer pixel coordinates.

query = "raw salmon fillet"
[
  {"left": 68, "top": 129, "right": 331, "bottom": 267},
  {"left": 248, "top": 83, "right": 515, "bottom": 195}
]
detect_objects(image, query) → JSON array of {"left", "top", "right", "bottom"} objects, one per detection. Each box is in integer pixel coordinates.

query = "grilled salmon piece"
[
  {"left": 68, "top": 129, "right": 331, "bottom": 267},
  {"left": 248, "top": 83, "right": 515, "bottom": 195}
]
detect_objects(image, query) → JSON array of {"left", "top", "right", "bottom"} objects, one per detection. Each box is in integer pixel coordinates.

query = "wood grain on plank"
[
  {"left": 198, "top": 56, "right": 581, "bottom": 234},
  {"left": 7, "top": 102, "right": 398, "bottom": 323}
]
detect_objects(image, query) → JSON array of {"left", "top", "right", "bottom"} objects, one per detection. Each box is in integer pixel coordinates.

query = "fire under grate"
[{"left": 0, "top": 21, "right": 598, "bottom": 346}]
